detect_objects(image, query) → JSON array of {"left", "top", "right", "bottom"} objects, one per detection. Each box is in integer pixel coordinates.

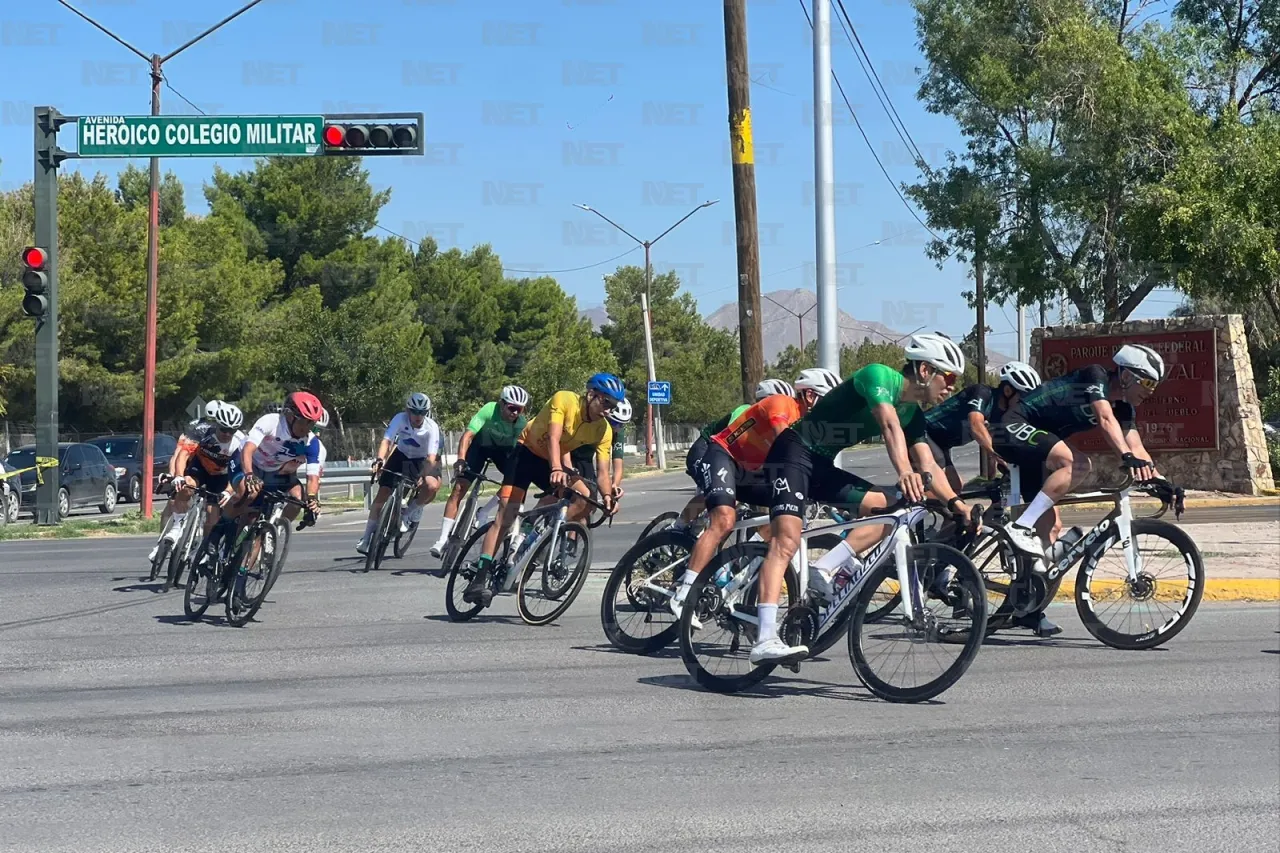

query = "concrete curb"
[
  {"left": 1059, "top": 496, "right": 1279, "bottom": 511},
  {"left": 1050, "top": 578, "right": 1280, "bottom": 602}
]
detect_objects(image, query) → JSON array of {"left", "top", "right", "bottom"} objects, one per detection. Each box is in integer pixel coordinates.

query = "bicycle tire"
[
  {"left": 847, "top": 543, "right": 987, "bottom": 703},
  {"left": 638, "top": 511, "right": 680, "bottom": 541},
  {"left": 183, "top": 559, "right": 215, "bottom": 620},
  {"left": 255, "top": 521, "right": 289, "bottom": 604},
  {"left": 164, "top": 509, "right": 201, "bottom": 593},
  {"left": 150, "top": 538, "right": 173, "bottom": 584},
  {"left": 436, "top": 488, "right": 480, "bottom": 577},
  {"left": 444, "top": 520, "right": 493, "bottom": 622},
  {"left": 366, "top": 487, "right": 398, "bottom": 573},
  {"left": 225, "top": 525, "right": 273, "bottom": 628},
  {"left": 393, "top": 521, "right": 418, "bottom": 559},
  {"left": 600, "top": 529, "right": 696, "bottom": 654},
  {"left": 517, "top": 521, "right": 593, "bottom": 626},
  {"left": 1074, "top": 517, "right": 1205, "bottom": 650},
  {"left": 678, "top": 542, "right": 800, "bottom": 694}
]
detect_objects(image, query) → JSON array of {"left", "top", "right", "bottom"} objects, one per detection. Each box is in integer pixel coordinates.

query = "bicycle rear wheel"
[
  {"left": 678, "top": 543, "right": 800, "bottom": 694},
  {"left": 445, "top": 521, "right": 496, "bottom": 622},
  {"left": 225, "top": 526, "right": 275, "bottom": 628},
  {"left": 1075, "top": 518, "right": 1205, "bottom": 650},
  {"left": 183, "top": 558, "right": 216, "bottom": 620},
  {"left": 848, "top": 543, "right": 987, "bottom": 703},
  {"left": 366, "top": 490, "right": 398, "bottom": 572},
  {"left": 639, "top": 511, "right": 680, "bottom": 541},
  {"left": 601, "top": 529, "right": 695, "bottom": 654},
  {"left": 393, "top": 519, "right": 418, "bottom": 559},
  {"left": 517, "top": 521, "right": 592, "bottom": 625}
]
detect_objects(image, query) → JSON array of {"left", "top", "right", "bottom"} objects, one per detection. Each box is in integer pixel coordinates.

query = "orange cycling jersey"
[{"left": 711, "top": 394, "right": 801, "bottom": 471}]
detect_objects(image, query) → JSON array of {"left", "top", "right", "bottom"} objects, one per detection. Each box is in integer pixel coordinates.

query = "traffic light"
[
  {"left": 20, "top": 246, "right": 49, "bottom": 318},
  {"left": 320, "top": 113, "right": 423, "bottom": 157}
]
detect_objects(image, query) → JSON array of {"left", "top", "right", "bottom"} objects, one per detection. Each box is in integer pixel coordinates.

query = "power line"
[
  {"left": 161, "top": 74, "right": 206, "bottom": 115},
  {"left": 797, "top": 0, "right": 941, "bottom": 242},
  {"left": 372, "top": 223, "right": 641, "bottom": 274},
  {"left": 832, "top": 0, "right": 925, "bottom": 167}
]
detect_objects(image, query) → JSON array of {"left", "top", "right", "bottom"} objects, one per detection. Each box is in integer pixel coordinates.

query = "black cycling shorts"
[
  {"left": 502, "top": 445, "right": 555, "bottom": 496},
  {"left": 764, "top": 429, "right": 876, "bottom": 520},
  {"left": 685, "top": 435, "right": 710, "bottom": 489},
  {"left": 184, "top": 460, "right": 230, "bottom": 495},
  {"left": 462, "top": 443, "right": 515, "bottom": 481},
  {"left": 924, "top": 432, "right": 955, "bottom": 469},
  {"left": 990, "top": 421, "right": 1062, "bottom": 497},
  {"left": 380, "top": 448, "right": 438, "bottom": 490},
  {"left": 694, "top": 443, "right": 772, "bottom": 511}
]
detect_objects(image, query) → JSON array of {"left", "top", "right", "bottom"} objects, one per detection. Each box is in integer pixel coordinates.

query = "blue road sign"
[{"left": 647, "top": 381, "right": 672, "bottom": 405}]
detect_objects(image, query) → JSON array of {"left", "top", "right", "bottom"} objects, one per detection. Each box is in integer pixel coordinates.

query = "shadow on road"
[
  {"left": 423, "top": 613, "right": 527, "bottom": 626},
  {"left": 636, "top": 673, "right": 915, "bottom": 704},
  {"left": 111, "top": 580, "right": 170, "bottom": 594},
  {"left": 572, "top": 642, "right": 682, "bottom": 661},
  {"left": 981, "top": 634, "right": 1157, "bottom": 652},
  {"left": 0, "top": 595, "right": 158, "bottom": 632}
]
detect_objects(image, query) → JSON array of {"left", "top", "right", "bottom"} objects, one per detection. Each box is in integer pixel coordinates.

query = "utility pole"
[
  {"left": 724, "top": 0, "right": 765, "bottom": 401},
  {"left": 975, "top": 258, "right": 990, "bottom": 478},
  {"left": 574, "top": 201, "right": 718, "bottom": 469},
  {"left": 811, "top": 0, "right": 839, "bottom": 373},
  {"left": 1017, "top": 303, "right": 1028, "bottom": 361},
  {"left": 56, "top": 0, "right": 268, "bottom": 518}
]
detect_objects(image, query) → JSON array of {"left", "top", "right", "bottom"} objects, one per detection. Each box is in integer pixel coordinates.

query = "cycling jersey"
[
  {"left": 711, "top": 394, "right": 802, "bottom": 471},
  {"left": 466, "top": 401, "right": 528, "bottom": 448},
  {"left": 924, "top": 384, "right": 995, "bottom": 448},
  {"left": 699, "top": 404, "right": 750, "bottom": 441},
  {"left": 384, "top": 411, "right": 441, "bottom": 459},
  {"left": 1005, "top": 365, "right": 1134, "bottom": 439},
  {"left": 791, "top": 363, "right": 927, "bottom": 457},
  {"left": 246, "top": 413, "right": 321, "bottom": 477},
  {"left": 179, "top": 421, "right": 247, "bottom": 475},
  {"left": 519, "top": 390, "right": 611, "bottom": 460},
  {"left": 570, "top": 424, "right": 624, "bottom": 469}
]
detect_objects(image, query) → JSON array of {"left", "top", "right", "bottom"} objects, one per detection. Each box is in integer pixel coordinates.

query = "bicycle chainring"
[{"left": 781, "top": 602, "right": 820, "bottom": 648}]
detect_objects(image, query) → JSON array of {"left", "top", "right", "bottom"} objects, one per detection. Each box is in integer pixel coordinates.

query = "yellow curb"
[
  {"left": 1057, "top": 497, "right": 1280, "bottom": 512},
  {"left": 1051, "top": 578, "right": 1280, "bottom": 602}
]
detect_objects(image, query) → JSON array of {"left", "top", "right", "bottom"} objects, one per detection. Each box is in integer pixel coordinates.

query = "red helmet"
[{"left": 285, "top": 391, "right": 324, "bottom": 422}]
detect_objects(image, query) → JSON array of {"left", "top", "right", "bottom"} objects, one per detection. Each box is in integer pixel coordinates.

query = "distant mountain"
[{"left": 579, "top": 288, "right": 1012, "bottom": 369}]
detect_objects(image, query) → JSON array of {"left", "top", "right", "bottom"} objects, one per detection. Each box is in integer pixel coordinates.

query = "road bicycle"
[
  {"left": 678, "top": 480, "right": 988, "bottom": 703},
  {"left": 936, "top": 465, "right": 1202, "bottom": 649},
  {"left": 434, "top": 462, "right": 505, "bottom": 578},
  {"left": 162, "top": 488, "right": 214, "bottom": 593},
  {"left": 445, "top": 477, "right": 611, "bottom": 626},
  {"left": 363, "top": 468, "right": 421, "bottom": 572}
]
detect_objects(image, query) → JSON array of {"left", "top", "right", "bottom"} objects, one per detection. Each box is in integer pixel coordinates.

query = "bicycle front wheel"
[
  {"left": 517, "top": 521, "right": 592, "bottom": 625},
  {"left": 638, "top": 511, "right": 680, "bottom": 541},
  {"left": 225, "top": 526, "right": 275, "bottom": 628},
  {"left": 444, "top": 521, "right": 494, "bottom": 622},
  {"left": 848, "top": 543, "right": 987, "bottom": 703},
  {"left": 600, "top": 529, "right": 695, "bottom": 654},
  {"left": 1075, "top": 517, "right": 1205, "bottom": 649}
]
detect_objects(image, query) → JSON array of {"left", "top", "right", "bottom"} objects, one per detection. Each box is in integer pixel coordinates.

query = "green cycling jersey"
[
  {"left": 465, "top": 401, "right": 528, "bottom": 448},
  {"left": 700, "top": 404, "right": 751, "bottom": 441},
  {"left": 790, "top": 363, "right": 927, "bottom": 458}
]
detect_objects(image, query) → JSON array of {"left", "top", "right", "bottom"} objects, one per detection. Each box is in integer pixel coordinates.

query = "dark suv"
[
  {"left": 87, "top": 434, "right": 177, "bottom": 503},
  {"left": 5, "top": 443, "right": 119, "bottom": 519}
]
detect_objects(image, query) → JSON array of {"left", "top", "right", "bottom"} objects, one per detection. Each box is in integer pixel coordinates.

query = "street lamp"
[
  {"left": 573, "top": 200, "right": 719, "bottom": 469},
  {"left": 762, "top": 293, "right": 819, "bottom": 351}
]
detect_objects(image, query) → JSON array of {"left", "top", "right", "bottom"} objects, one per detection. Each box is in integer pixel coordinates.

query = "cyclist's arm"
[
  {"left": 239, "top": 441, "right": 257, "bottom": 477},
  {"left": 871, "top": 403, "right": 915, "bottom": 479},
  {"left": 595, "top": 454, "right": 613, "bottom": 498},
  {"left": 1089, "top": 399, "right": 1134, "bottom": 458},
  {"left": 456, "top": 429, "right": 476, "bottom": 460},
  {"left": 169, "top": 437, "right": 187, "bottom": 476},
  {"left": 612, "top": 457, "right": 623, "bottom": 486},
  {"left": 911, "top": 441, "right": 963, "bottom": 504},
  {"left": 967, "top": 411, "right": 998, "bottom": 459},
  {"left": 373, "top": 438, "right": 393, "bottom": 465},
  {"left": 546, "top": 421, "right": 565, "bottom": 474}
]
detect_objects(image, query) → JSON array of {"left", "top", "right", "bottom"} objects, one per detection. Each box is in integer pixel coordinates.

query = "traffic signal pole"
[
  {"left": 33, "top": 108, "right": 69, "bottom": 525},
  {"left": 141, "top": 54, "right": 161, "bottom": 519}
]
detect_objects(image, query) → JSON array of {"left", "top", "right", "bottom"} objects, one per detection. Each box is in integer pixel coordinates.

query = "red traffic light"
[
  {"left": 323, "top": 125, "right": 345, "bottom": 147},
  {"left": 22, "top": 246, "right": 48, "bottom": 269}
]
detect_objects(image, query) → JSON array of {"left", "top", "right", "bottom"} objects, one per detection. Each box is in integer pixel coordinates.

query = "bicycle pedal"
[{"left": 783, "top": 661, "right": 801, "bottom": 674}]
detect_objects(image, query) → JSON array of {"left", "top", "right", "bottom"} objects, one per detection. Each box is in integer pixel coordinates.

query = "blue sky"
[{"left": 0, "top": 0, "right": 1184, "bottom": 358}]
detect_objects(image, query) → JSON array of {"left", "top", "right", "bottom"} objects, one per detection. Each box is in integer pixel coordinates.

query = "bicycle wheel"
[
  {"left": 848, "top": 543, "right": 987, "bottom": 703},
  {"left": 517, "top": 521, "right": 593, "bottom": 625},
  {"left": 393, "top": 516, "right": 419, "bottom": 559},
  {"left": 164, "top": 513, "right": 200, "bottom": 593},
  {"left": 678, "top": 542, "right": 800, "bottom": 694},
  {"left": 254, "top": 520, "right": 289, "bottom": 604},
  {"left": 149, "top": 538, "right": 173, "bottom": 583},
  {"left": 1074, "top": 518, "right": 1205, "bottom": 650},
  {"left": 445, "top": 520, "right": 496, "bottom": 622},
  {"left": 964, "top": 529, "right": 1018, "bottom": 635},
  {"left": 225, "top": 525, "right": 275, "bottom": 628},
  {"left": 639, "top": 511, "right": 680, "bottom": 541},
  {"left": 183, "top": 557, "right": 216, "bottom": 620},
  {"left": 601, "top": 529, "right": 695, "bottom": 654},
  {"left": 366, "top": 489, "right": 398, "bottom": 572}
]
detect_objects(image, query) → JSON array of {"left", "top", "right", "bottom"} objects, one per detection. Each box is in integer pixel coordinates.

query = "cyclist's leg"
[
  {"left": 466, "top": 446, "right": 544, "bottom": 602},
  {"left": 671, "top": 444, "right": 741, "bottom": 608},
  {"left": 680, "top": 437, "right": 710, "bottom": 524},
  {"left": 359, "top": 451, "right": 403, "bottom": 550}
]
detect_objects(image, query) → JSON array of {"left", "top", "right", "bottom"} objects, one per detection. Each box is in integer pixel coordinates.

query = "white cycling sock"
[
  {"left": 478, "top": 495, "right": 500, "bottom": 521},
  {"left": 362, "top": 516, "right": 378, "bottom": 539},
  {"left": 165, "top": 511, "right": 188, "bottom": 541},
  {"left": 813, "top": 539, "right": 857, "bottom": 572},
  {"left": 437, "top": 516, "right": 455, "bottom": 543},
  {"left": 673, "top": 569, "right": 698, "bottom": 602},
  {"left": 757, "top": 604, "right": 779, "bottom": 643},
  {"left": 1016, "top": 491, "right": 1056, "bottom": 529}
]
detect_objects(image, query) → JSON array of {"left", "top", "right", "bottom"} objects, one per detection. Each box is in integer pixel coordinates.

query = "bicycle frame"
[{"left": 498, "top": 496, "right": 570, "bottom": 593}]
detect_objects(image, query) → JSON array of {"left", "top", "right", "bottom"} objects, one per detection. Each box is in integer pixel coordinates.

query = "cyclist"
[
  {"left": 571, "top": 396, "right": 631, "bottom": 494},
  {"left": 924, "top": 360, "right": 1041, "bottom": 492},
  {"left": 675, "top": 379, "right": 795, "bottom": 531},
  {"left": 357, "top": 393, "right": 442, "bottom": 554},
  {"left": 462, "top": 372, "right": 625, "bottom": 606},
  {"left": 430, "top": 386, "right": 530, "bottom": 558},
  {"left": 994, "top": 344, "right": 1163, "bottom": 563},
  {"left": 290, "top": 407, "right": 329, "bottom": 484},
  {"left": 232, "top": 391, "right": 323, "bottom": 516},
  {"left": 749, "top": 334, "right": 974, "bottom": 665},
  {"left": 670, "top": 371, "right": 832, "bottom": 617},
  {"left": 156, "top": 399, "right": 221, "bottom": 534}
]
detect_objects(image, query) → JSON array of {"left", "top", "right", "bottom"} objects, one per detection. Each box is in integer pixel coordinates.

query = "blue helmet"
[{"left": 586, "top": 372, "right": 626, "bottom": 402}]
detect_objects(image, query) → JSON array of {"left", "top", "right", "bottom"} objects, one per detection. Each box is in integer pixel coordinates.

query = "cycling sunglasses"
[
  {"left": 1134, "top": 375, "right": 1159, "bottom": 391},
  {"left": 504, "top": 403, "right": 525, "bottom": 414},
  {"left": 937, "top": 369, "right": 958, "bottom": 388}
]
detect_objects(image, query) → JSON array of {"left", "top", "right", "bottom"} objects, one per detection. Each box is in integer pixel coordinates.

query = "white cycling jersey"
[
  {"left": 384, "top": 412, "right": 440, "bottom": 460},
  {"left": 296, "top": 438, "right": 327, "bottom": 483},
  {"left": 246, "top": 413, "right": 321, "bottom": 477}
]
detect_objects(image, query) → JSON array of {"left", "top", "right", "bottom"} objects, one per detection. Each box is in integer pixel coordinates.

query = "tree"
[{"left": 116, "top": 164, "right": 186, "bottom": 228}]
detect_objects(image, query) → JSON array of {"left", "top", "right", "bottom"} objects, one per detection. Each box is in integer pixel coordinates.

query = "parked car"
[
  {"left": 86, "top": 434, "right": 177, "bottom": 503},
  {"left": 4, "top": 443, "right": 118, "bottom": 519}
]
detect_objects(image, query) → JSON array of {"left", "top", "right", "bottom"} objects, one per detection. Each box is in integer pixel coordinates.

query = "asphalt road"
[{"left": 1, "top": 474, "right": 1278, "bottom": 852}]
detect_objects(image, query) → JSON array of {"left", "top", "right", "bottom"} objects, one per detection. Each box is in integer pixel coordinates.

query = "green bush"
[{"left": 1269, "top": 435, "right": 1280, "bottom": 484}]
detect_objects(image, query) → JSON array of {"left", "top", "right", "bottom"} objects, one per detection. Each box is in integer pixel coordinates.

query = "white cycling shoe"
[
  {"left": 429, "top": 539, "right": 447, "bottom": 559},
  {"left": 1004, "top": 523, "right": 1049, "bottom": 572},
  {"left": 749, "top": 637, "right": 809, "bottom": 666}
]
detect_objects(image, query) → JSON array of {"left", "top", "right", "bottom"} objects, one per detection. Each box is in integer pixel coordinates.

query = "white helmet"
[
  {"left": 794, "top": 367, "right": 842, "bottom": 397},
  {"left": 204, "top": 400, "right": 222, "bottom": 420},
  {"left": 314, "top": 407, "right": 330, "bottom": 429},
  {"left": 755, "top": 378, "right": 796, "bottom": 400},
  {"left": 208, "top": 401, "right": 244, "bottom": 431},
  {"left": 905, "top": 332, "right": 966, "bottom": 376},
  {"left": 1114, "top": 343, "right": 1164, "bottom": 383},
  {"left": 406, "top": 392, "right": 431, "bottom": 417},
  {"left": 607, "top": 398, "right": 633, "bottom": 425},
  {"left": 500, "top": 385, "right": 530, "bottom": 407},
  {"left": 999, "top": 360, "right": 1041, "bottom": 393}
]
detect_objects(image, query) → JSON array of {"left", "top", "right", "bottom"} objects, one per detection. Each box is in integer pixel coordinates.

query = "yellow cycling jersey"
[{"left": 519, "top": 390, "right": 612, "bottom": 461}]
